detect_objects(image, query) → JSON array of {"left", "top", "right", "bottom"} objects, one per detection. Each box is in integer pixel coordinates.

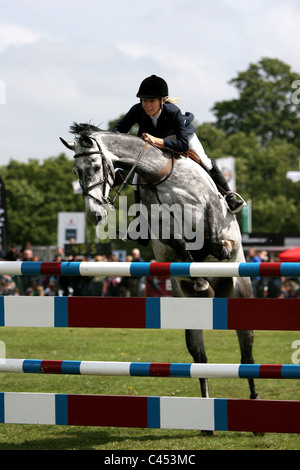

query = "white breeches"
[{"left": 188, "top": 133, "right": 213, "bottom": 170}]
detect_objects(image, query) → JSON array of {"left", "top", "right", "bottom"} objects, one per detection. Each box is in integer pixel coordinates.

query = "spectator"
[
  {"left": 54, "top": 247, "right": 66, "bottom": 261},
  {"left": 19, "top": 248, "right": 34, "bottom": 294},
  {"left": 120, "top": 255, "right": 132, "bottom": 297},
  {"left": 88, "top": 255, "right": 106, "bottom": 296},
  {"left": 128, "top": 248, "right": 145, "bottom": 297},
  {"left": 104, "top": 254, "right": 123, "bottom": 296},
  {"left": 5, "top": 244, "right": 20, "bottom": 261},
  {"left": 31, "top": 279, "right": 44, "bottom": 296},
  {"left": 0, "top": 276, "right": 15, "bottom": 296},
  {"left": 279, "top": 280, "right": 300, "bottom": 299},
  {"left": 44, "top": 280, "right": 57, "bottom": 296},
  {"left": 248, "top": 249, "right": 269, "bottom": 298}
]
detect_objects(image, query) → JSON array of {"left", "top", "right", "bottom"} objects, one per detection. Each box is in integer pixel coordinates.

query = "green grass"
[{"left": 0, "top": 326, "right": 299, "bottom": 450}]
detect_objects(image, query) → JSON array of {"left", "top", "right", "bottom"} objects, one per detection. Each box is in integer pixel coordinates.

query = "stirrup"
[{"left": 225, "top": 191, "right": 246, "bottom": 214}]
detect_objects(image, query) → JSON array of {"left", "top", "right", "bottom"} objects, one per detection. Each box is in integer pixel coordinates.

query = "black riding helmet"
[{"left": 136, "top": 75, "right": 169, "bottom": 99}]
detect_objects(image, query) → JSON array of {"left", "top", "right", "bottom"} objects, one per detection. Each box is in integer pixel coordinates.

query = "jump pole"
[
  {"left": 1, "top": 359, "right": 299, "bottom": 379},
  {"left": 0, "top": 261, "right": 299, "bottom": 277},
  {"left": 1, "top": 296, "right": 299, "bottom": 331},
  {"left": 1, "top": 392, "right": 299, "bottom": 433}
]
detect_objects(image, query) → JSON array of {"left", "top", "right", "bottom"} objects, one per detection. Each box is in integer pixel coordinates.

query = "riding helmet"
[{"left": 136, "top": 75, "right": 169, "bottom": 99}]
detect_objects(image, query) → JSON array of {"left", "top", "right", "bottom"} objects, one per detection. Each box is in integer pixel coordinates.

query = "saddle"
[{"left": 155, "top": 145, "right": 227, "bottom": 196}]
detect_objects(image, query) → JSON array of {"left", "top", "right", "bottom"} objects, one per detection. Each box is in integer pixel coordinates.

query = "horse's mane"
[{"left": 70, "top": 122, "right": 102, "bottom": 138}]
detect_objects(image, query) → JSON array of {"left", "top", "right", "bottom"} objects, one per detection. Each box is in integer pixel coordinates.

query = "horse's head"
[{"left": 60, "top": 124, "right": 115, "bottom": 226}]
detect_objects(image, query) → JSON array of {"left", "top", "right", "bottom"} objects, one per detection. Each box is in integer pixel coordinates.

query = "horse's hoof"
[
  {"left": 221, "top": 246, "right": 231, "bottom": 260},
  {"left": 193, "top": 279, "right": 210, "bottom": 292},
  {"left": 201, "top": 430, "right": 217, "bottom": 436},
  {"left": 222, "top": 239, "right": 235, "bottom": 251},
  {"left": 250, "top": 393, "right": 260, "bottom": 400},
  {"left": 210, "top": 241, "right": 231, "bottom": 261}
]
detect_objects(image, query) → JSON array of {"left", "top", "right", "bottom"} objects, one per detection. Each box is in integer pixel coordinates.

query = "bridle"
[{"left": 73, "top": 136, "right": 115, "bottom": 206}]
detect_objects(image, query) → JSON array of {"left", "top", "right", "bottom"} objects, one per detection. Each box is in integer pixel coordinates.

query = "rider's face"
[{"left": 141, "top": 98, "right": 165, "bottom": 117}]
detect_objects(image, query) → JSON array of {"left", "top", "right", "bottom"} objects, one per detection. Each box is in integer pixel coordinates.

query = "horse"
[{"left": 60, "top": 123, "right": 259, "bottom": 407}]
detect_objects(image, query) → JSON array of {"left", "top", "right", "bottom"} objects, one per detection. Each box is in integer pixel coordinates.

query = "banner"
[
  {"left": 57, "top": 212, "right": 85, "bottom": 248},
  {"left": 0, "top": 176, "right": 8, "bottom": 250},
  {"left": 216, "top": 156, "right": 236, "bottom": 191}
]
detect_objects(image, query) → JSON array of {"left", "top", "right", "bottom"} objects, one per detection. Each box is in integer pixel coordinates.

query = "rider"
[{"left": 113, "top": 74, "right": 245, "bottom": 214}]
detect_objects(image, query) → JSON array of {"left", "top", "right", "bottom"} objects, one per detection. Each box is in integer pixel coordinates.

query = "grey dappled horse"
[{"left": 60, "top": 123, "right": 259, "bottom": 404}]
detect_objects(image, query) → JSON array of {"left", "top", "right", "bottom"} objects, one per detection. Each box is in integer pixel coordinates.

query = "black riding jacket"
[{"left": 113, "top": 101, "right": 195, "bottom": 154}]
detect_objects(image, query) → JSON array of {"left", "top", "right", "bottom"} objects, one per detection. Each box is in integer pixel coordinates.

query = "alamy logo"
[
  {"left": 95, "top": 196, "right": 205, "bottom": 250},
  {"left": 291, "top": 340, "right": 300, "bottom": 364},
  {"left": 0, "top": 81, "right": 6, "bottom": 104},
  {"left": 292, "top": 80, "right": 300, "bottom": 105}
]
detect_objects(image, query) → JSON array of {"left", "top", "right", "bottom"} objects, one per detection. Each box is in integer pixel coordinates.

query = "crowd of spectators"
[
  {"left": 0, "top": 242, "right": 146, "bottom": 297},
  {"left": 246, "top": 248, "right": 300, "bottom": 299},
  {"left": 0, "top": 242, "right": 299, "bottom": 299}
]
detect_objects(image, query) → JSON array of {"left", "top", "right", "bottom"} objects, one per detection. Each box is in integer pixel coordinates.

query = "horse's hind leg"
[
  {"left": 185, "top": 329, "right": 217, "bottom": 435},
  {"left": 185, "top": 329, "right": 209, "bottom": 398},
  {"left": 184, "top": 278, "right": 214, "bottom": 398},
  {"left": 234, "top": 278, "right": 259, "bottom": 399}
]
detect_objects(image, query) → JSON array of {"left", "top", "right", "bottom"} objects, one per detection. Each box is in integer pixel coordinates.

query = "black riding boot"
[{"left": 209, "top": 161, "right": 246, "bottom": 214}]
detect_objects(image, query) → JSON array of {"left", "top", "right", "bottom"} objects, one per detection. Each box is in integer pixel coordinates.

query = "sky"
[{"left": 0, "top": 0, "right": 299, "bottom": 165}]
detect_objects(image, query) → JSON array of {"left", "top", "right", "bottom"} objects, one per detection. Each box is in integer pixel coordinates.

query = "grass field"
[{"left": 0, "top": 323, "right": 299, "bottom": 450}]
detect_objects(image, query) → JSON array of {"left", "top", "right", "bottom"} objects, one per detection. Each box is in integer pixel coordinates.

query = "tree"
[
  {"left": 1, "top": 154, "right": 84, "bottom": 245},
  {"left": 108, "top": 115, "right": 139, "bottom": 135},
  {"left": 194, "top": 122, "right": 300, "bottom": 234},
  {"left": 211, "top": 58, "right": 300, "bottom": 146}
]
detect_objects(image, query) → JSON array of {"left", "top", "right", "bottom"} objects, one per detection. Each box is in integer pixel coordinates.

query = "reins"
[{"left": 111, "top": 141, "right": 149, "bottom": 205}]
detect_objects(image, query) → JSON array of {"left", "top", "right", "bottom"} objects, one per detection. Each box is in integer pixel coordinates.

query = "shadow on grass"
[{"left": 0, "top": 426, "right": 206, "bottom": 451}]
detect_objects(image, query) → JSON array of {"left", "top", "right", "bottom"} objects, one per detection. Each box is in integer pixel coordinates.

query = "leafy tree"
[
  {"left": 1, "top": 154, "right": 84, "bottom": 245},
  {"left": 108, "top": 115, "right": 139, "bottom": 135},
  {"left": 195, "top": 123, "right": 300, "bottom": 234},
  {"left": 211, "top": 58, "right": 300, "bottom": 146}
]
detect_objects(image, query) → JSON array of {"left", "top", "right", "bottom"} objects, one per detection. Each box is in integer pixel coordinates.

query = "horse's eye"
[{"left": 93, "top": 165, "right": 100, "bottom": 173}]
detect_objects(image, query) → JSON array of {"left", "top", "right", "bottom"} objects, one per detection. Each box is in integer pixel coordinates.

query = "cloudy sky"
[{"left": 0, "top": 0, "right": 299, "bottom": 164}]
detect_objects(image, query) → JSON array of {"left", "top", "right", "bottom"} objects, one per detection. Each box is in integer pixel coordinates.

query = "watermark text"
[
  {"left": 95, "top": 196, "right": 205, "bottom": 250},
  {"left": 291, "top": 340, "right": 300, "bottom": 364},
  {"left": 292, "top": 80, "right": 300, "bottom": 105}
]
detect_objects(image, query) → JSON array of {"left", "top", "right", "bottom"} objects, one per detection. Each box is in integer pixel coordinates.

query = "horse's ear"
[
  {"left": 81, "top": 135, "right": 94, "bottom": 147},
  {"left": 60, "top": 137, "right": 75, "bottom": 151}
]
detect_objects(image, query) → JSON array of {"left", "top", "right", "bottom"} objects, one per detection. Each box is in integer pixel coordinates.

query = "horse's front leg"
[
  {"left": 206, "top": 204, "right": 233, "bottom": 260},
  {"left": 165, "top": 238, "right": 194, "bottom": 262},
  {"left": 236, "top": 329, "right": 259, "bottom": 399}
]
